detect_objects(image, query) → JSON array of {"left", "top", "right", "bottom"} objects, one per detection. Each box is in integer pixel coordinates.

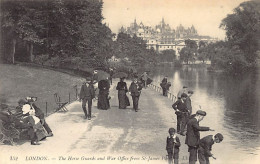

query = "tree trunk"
[{"left": 12, "top": 39, "right": 16, "bottom": 64}]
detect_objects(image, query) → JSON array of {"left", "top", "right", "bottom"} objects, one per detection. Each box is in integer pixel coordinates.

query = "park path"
[{"left": 1, "top": 80, "right": 189, "bottom": 164}]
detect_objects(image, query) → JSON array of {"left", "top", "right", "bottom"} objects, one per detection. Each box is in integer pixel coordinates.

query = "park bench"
[
  {"left": 0, "top": 109, "right": 28, "bottom": 145},
  {"left": 54, "top": 93, "right": 68, "bottom": 112}
]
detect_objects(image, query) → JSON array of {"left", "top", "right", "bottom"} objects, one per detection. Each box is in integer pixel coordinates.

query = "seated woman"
[
  {"left": 116, "top": 77, "right": 130, "bottom": 109},
  {"left": 21, "top": 104, "right": 47, "bottom": 145}
]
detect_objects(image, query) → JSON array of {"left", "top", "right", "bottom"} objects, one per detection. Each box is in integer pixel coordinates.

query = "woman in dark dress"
[
  {"left": 116, "top": 78, "right": 130, "bottom": 109},
  {"left": 97, "top": 79, "right": 110, "bottom": 110}
]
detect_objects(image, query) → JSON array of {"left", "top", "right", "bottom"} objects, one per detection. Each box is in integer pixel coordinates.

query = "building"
[{"left": 119, "top": 18, "right": 217, "bottom": 57}]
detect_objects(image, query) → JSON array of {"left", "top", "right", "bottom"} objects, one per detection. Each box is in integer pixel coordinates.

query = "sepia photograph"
[{"left": 0, "top": 0, "right": 260, "bottom": 163}]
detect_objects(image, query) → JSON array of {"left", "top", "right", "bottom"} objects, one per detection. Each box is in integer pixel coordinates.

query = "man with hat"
[
  {"left": 129, "top": 77, "right": 143, "bottom": 112},
  {"left": 198, "top": 133, "right": 224, "bottom": 164},
  {"left": 185, "top": 110, "right": 214, "bottom": 164},
  {"left": 172, "top": 93, "right": 189, "bottom": 135},
  {"left": 80, "top": 77, "right": 95, "bottom": 120}
]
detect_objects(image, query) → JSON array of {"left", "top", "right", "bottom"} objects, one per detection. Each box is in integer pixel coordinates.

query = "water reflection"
[{"left": 150, "top": 65, "right": 260, "bottom": 159}]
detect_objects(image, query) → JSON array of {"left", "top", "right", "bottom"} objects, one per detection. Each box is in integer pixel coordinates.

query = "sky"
[{"left": 102, "top": 0, "right": 248, "bottom": 40}]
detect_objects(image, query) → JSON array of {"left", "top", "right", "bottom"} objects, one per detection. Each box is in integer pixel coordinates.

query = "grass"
[{"left": 0, "top": 64, "right": 85, "bottom": 115}]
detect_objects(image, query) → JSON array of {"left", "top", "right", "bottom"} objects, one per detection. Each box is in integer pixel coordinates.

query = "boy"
[
  {"left": 198, "top": 133, "right": 223, "bottom": 164},
  {"left": 172, "top": 93, "right": 188, "bottom": 135},
  {"left": 166, "top": 128, "right": 181, "bottom": 164}
]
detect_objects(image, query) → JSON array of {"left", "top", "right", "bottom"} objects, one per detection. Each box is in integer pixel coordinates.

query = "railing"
[
  {"left": 148, "top": 83, "right": 177, "bottom": 102},
  {"left": 43, "top": 85, "right": 79, "bottom": 117}
]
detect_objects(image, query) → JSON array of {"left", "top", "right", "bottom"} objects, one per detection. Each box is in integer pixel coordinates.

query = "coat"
[
  {"left": 116, "top": 82, "right": 128, "bottom": 92},
  {"left": 160, "top": 78, "right": 167, "bottom": 88},
  {"left": 31, "top": 103, "right": 44, "bottom": 119},
  {"left": 98, "top": 80, "right": 110, "bottom": 91},
  {"left": 172, "top": 99, "right": 188, "bottom": 112},
  {"left": 185, "top": 117, "right": 210, "bottom": 147},
  {"left": 199, "top": 135, "right": 214, "bottom": 157},
  {"left": 166, "top": 135, "right": 181, "bottom": 153},
  {"left": 129, "top": 82, "right": 142, "bottom": 96},
  {"left": 185, "top": 97, "right": 192, "bottom": 114},
  {"left": 79, "top": 83, "right": 95, "bottom": 100}
]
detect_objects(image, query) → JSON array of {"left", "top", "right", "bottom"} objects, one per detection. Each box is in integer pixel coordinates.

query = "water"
[{"left": 149, "top": 64, "right": 260, "bottom": 163}]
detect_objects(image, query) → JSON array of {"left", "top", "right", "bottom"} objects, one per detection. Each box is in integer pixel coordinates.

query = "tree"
[
  {"left": 220, "top": 0, "right": 260, "bottom": 63},
  {"left": 179, "top": 39, "right": 197, "bottom": 64},
  {"left": 160, "top": 49, "right": 176, "bottom": 62},
  {"left": 197, "top": 41, "right": 208, "bottom": 63}
]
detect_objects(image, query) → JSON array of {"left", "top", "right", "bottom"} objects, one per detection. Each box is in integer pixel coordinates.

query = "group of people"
[
  {"left": 79, "top": 72, "right": 145, "bottom": 119},
  {"left": 11, "top": 97, "right": 53, "bottom": 145},
  {"left": 161, "top": 82, "right": 223, "bottom": 164}
]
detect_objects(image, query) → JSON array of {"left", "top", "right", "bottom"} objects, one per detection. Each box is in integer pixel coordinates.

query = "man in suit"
[
  {"left": 198, "top": 133, "right": 223, "bottom": 164},
  {"left": 79, "top": 78, "right": 95, "bottom": 120},
  {"left": 185, "top": 110, "right": 214, "bottom": 164},
  {"left": 129, "top": 77, "right": 142, "bottom": 112}
]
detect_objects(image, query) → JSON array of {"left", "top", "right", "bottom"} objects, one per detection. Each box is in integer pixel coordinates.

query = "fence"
[
  {"left": 37, "top": 85, "right": 79, "bottom": 117},
  {"left": 148, "top": 83, "right": 177, "bottom": 103}
]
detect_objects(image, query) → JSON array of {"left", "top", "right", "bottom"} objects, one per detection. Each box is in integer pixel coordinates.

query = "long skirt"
[
  {"left": 98, "top": 90, "right": 110, "bottom": 110},
  {"left": 118, "top": 90, "right": 130, "bottom": 109}
]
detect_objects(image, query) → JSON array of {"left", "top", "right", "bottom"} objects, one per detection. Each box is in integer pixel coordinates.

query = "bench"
[
  {"left": 54, "top": 93, "right": 68, "bottom": 112},
  {"left": 0, "top": 120, "right": 20, "bottom": 145}
]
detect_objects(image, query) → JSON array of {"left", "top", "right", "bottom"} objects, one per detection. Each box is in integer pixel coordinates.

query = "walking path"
[{"left": 1, "top": 80, "right": 189, "bottom": 164}]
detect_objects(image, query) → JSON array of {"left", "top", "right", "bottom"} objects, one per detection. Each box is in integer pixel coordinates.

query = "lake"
[{"left": 149, "top": 64, "right": 260, "bottom": 163}]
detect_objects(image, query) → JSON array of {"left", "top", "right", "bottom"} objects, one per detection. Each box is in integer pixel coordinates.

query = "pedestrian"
[
  {"left": 166, "top": 128, "right": 181, "bottom": 164},
  {"left": 97, "top": 78, "right": 110, "bottom": 110},
  {"left": 185, "top": 110, "right": 214, "bottom": 164},
  {"left": 79, "top": 78, "right": 95, "bottom": 119},
  {"left": 109, "top": 68, "right": 114, "bottom": 85},
  {"left": 161, "top": 76, "right": 168, "bottom": 96},
  {"left": 177, "top": 86, "right": 188, "bottom": 99},
  {"left": 129, "top": 77, "right": 143, "bottom": 112},
  {"left": 185, "top": 91, "right": 194, "bottom": 115},
  {"left": 141, "top": 72, "right": 148, "bottom": 88},
  {"left": 198, "top": 133, "right": 224, "bottom": 164},
  {"left": 172, "top": 93, "right": 189, "bottom": 136},
  {"left": 116, "top": 77, "right": 130, "bottom": 109}
]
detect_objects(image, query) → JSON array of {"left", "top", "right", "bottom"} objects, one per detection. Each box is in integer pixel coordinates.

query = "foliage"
[
  {"left": 220, "top": 0, "right": 260, "bottom": 63},
  {"left": 1, "top": 0, "right": 113, "bottom": 69},
  {"left": 159, "top": 50, "right": 176, "bottom": 62},
  {"left": 112, "top": 32, "right": 158, "bottom": 68},
  {"left": 179, "top": 39, "right": 197, "bottom": 64}
]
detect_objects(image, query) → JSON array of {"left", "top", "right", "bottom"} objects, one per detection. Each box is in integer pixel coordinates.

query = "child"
[
  {"left": 166, "top": 128, "right": 181, "bottom": 164},
  {"left": 198, "top": 133, "right": 224, "bottom": 164}
]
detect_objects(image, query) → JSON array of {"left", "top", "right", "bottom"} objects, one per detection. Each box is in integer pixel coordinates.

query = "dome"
[{"left": 156, "top": 28, "right": 161, "bottom": 33}]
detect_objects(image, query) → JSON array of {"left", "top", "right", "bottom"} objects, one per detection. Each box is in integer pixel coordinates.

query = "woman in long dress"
[
  {"left": 116, "top": 78, "right": 130, "bottom": 109},
  {"left": 97, "top": 79, "right": 110, "bottom": 110}
]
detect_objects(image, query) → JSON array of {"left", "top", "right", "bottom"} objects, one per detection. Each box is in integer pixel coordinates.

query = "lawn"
[{"left": 0, "top": 64, "right": 85, "bottom": 115}]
